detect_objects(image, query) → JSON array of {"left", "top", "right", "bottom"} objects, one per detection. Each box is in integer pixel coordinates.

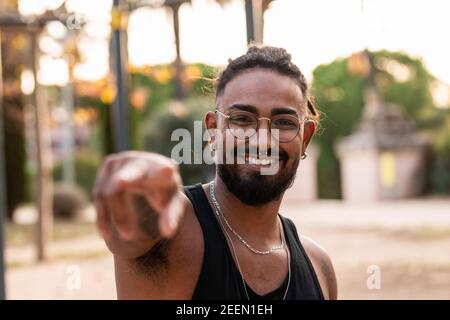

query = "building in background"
[{"left": 336, "top": 86, "right": 428, "bottom": 202}]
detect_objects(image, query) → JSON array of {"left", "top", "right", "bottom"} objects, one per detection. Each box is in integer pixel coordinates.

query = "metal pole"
[
  {"left": 0, "top": 29, "right": 7, "bottom": 300},
  {"left": 245, "top": 0, "right": 255, "bottom": 45},
  {"left": 111, "top": 0, "right": 130, "bottom": 152}
]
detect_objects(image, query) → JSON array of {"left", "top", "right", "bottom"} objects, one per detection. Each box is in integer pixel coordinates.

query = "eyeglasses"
[{"left": 215, "top": 109, "right": 307, "bottom": 143}]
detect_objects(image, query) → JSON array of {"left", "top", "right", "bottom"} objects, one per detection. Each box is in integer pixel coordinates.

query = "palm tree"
[
  {"left": 163, "top": 0, "right": 275, "bottom": 99},
  {"left": 1, "top": 0, "right": 73, "bottom": 261},
  {"left": 163, "top": 0, "right": 191, "bottom": 100}
]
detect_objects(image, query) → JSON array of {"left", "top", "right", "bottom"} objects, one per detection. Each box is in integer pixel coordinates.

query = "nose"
[
  {"left": 255, "top": 118, "right": 275, "bottom": 154},
  {"left": 257, "top": 117, "right": 271, "bottom": 129}
]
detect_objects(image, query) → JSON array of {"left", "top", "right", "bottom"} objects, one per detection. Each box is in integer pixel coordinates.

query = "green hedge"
[
  {"left": 52, "top": 154, "right": 100, "bottom": 199},
  {"left": 141, "top": 97, "right": 215, "bottom": 185}
]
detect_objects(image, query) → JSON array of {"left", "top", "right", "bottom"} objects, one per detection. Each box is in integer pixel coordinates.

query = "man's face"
[{"left": 206, "top": 68, "right": 314, "bottom": 206}]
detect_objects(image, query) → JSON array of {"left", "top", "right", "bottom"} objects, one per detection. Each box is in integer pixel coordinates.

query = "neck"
[{"left": 211, "top": 176, "right": 283, "bottom": 243}]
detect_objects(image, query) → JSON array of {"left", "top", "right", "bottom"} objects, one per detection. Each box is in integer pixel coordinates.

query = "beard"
[{"left": 218, "top": 149, "right": 300, "bottom": 206}]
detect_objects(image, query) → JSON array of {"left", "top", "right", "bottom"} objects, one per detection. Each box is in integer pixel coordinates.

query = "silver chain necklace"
[
  {"left": 209, "top": 181, "right": 285, "bottom": 255},
  {"left": 209, "top": 181, "right": 291, "bottom": 300}
]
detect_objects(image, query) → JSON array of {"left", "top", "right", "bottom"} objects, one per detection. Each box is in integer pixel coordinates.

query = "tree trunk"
[{"left": 0, "top": 3, "right": 27, "bottom": 220}]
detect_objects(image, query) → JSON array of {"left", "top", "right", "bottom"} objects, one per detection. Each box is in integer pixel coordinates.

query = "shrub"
[
  {"left": 141, "top": 97, "right": 215, "bottom": 185},
  {"left": 53, "top": 183, "right": 87, "bottom": 220},
  {"left": 53, "top": 154, "right": 100, "bottom": 199}
]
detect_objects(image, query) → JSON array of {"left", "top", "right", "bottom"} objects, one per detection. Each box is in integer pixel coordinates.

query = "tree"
[{"left": 311, "top": 50, "right": 447, "bottom": 198}]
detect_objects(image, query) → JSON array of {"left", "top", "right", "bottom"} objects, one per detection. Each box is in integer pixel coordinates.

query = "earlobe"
[{"left": 302, "top": 120, "right": 317, "bottom": 152}]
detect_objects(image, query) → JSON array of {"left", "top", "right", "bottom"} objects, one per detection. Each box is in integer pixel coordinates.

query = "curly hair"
[{"left": 216, "top": 45, "right": 319, "bottom": 121}]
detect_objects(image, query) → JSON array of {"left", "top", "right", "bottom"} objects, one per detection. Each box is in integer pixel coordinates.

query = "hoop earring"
[{"left": 300, "top": 152, "right": 307, "bottom": 160}]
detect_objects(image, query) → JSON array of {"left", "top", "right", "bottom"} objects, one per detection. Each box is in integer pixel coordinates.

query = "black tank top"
[{"left": 184, "top": 183, "right": 325, "bottom": 300}]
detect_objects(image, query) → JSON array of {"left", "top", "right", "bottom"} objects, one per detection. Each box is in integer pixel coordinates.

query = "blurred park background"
[{"left": 0, "top": 0, "right": 449, "bottom": 299}]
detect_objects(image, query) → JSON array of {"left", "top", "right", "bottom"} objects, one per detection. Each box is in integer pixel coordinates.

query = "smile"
[
  {"left": 247, "top": 156, "right": 275, "bottom": 166},
  {"left": 235, "top": 154, "right": 282, "bottom": 167}
]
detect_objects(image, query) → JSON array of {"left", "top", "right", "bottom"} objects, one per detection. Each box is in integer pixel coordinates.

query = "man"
[{"left": 93, "top": 46, "right": 337, "bottom": 300}]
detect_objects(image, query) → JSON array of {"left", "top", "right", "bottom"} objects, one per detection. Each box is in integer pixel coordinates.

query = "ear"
[{"left": 302, "top": 120, "right": 317, "bottom": 153}]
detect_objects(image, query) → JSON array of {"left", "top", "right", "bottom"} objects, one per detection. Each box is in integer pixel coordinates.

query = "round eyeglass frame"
[{"left": 215, "top": 109, "right": 309, "bottom": 143}]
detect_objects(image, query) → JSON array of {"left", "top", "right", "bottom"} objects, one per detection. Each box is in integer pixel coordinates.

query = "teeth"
[{"left": 247, "top": 156, "right": 275, "bottom": 166}]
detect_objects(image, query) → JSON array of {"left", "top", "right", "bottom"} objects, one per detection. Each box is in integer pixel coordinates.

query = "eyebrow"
[
  {"left": 226, "top": 104, "right": 258, "bottom": 114},
  {"left": 224, "top": 104, "right": 300, "bottom": 117},
  {"left": 271, "top": 107, "right": 299, "bottom": 117}
]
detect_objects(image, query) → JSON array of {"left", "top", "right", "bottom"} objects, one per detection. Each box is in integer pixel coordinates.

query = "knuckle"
[{"left": 104, "top": 154, "right": 119, "bottom": 163}]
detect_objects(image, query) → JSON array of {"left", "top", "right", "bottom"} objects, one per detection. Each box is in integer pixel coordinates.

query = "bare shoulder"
[{"left": 299, "top": 234, "right": 338, "bottom": 300}]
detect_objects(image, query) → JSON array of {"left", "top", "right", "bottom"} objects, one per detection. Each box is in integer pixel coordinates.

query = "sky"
[{"left": 19, "top": 0, "right": 450, "bottom": 90}]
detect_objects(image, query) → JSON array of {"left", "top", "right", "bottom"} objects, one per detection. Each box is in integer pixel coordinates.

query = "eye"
[
  {"left": 229, "top": 114, "right": 255, "bottom": 125},
  {"left": 272, "top": 117, "right": 298, "bottom": 129}
]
